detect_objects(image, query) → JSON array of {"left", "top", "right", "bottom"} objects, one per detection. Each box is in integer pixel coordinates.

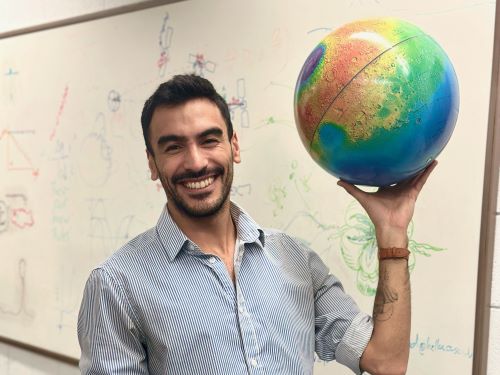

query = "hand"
[{"left": 337, "top": 160, "right": 437, "bottom": 247}]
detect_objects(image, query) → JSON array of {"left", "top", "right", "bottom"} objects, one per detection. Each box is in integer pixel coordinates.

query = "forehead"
[{"left": 149, "top": 98, "right": 227, "bottom": 139}]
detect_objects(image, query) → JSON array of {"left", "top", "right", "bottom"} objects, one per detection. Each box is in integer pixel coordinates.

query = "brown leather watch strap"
[{"left": 378, "top": 247, "right": 410, "bottom": 261}]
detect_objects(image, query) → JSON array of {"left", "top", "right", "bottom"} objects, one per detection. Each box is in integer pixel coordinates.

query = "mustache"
[{"left": 172, "top": 166, "right": 224, "bottom": 184}]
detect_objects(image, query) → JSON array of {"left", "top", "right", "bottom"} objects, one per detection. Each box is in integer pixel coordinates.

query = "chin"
[{"left": 174, "top": 196, "right": 227, "bottom": 218}]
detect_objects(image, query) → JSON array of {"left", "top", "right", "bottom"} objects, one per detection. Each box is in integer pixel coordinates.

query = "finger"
[
  {"left": 414, "top": 160, "right": 438, "bottom": 192},
  {"left": 337, "top": 179, "right": 368, "bottom": 204}
]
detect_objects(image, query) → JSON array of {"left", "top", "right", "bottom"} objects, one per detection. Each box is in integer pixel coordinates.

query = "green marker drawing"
[
  {"left": 331, "top": 201, "right": 445, "bottom": 296},
  {"left": 269, "top": 160, "right": 311, "bottom": 217}
]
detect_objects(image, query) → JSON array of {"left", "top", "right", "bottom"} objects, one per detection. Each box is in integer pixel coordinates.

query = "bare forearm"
[
  {"left": 361, "top": 231, "right": 411, "bottom": 375},
  {"left": 373, "top": 258, "right": 411, "bottom": 353}
]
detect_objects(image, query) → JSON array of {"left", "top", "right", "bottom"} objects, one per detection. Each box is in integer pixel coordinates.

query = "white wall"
[
  {"left": 0, "top": 1, "right": 498, "bottom": 374},
  {"left": 487, "top": 179, "right": 500, "bottom": 375},
  {"left": 0, "top": 342, "right": 77, "bottom": 375}
]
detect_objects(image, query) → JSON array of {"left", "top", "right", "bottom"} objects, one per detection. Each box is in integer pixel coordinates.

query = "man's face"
[{"left": 147, "top": 98, "right": 240, "bottom": 218}]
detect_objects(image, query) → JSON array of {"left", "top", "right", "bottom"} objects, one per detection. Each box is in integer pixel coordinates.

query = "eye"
[
  {"left": 203, "top": 138, "right": 220, "bottom": 146},
  {"left": 164, "top": 144, "right": 182, "bottom": 153}
]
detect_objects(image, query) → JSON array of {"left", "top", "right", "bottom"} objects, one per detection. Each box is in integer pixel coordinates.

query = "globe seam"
[{"left": 308, "top": 33, "right": 425, "bottom": 150}]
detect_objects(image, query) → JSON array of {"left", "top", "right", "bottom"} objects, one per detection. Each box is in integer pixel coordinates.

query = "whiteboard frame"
[
  {"left": 0, "top": 0, "right": 184, "bottom": 39},
  {"left": 0, "top": 1, "right": 497, "bottom": 372},
  {"left": 474, "top": 1, "right": 500, "bottom": 374}
]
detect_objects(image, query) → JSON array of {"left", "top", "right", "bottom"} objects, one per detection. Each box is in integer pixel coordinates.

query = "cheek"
[{"left": 156, "top": 160, "right": 177, "bottom": 181}]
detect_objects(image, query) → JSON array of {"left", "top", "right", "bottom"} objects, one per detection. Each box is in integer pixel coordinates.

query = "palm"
[{"left": 337, "top": 161, "right": 437, "bottom": 232}]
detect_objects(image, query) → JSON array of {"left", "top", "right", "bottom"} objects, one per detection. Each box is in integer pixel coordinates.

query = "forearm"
[
  {"left": 337, "top": 163, "right": 436, "bottom": 374},
  {"left": 360, "top": 230, "right": 411, "bottom": 375},
  {"left": 373, "top": 258, "right": 410, "bottom": 355}
]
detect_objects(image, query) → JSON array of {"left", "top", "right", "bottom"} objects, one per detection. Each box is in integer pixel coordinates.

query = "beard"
[{"left": 157, "top": 161, "right": 234, "bottom": 218}]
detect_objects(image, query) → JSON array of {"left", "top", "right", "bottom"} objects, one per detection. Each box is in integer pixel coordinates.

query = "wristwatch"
[{"left": 378, "top": 247, "right": 410, "bottom": 261}]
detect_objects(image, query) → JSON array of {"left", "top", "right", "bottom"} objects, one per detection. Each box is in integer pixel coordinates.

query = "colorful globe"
[{"left": 294, "top": 18, "right": 459, "bottom": 186}]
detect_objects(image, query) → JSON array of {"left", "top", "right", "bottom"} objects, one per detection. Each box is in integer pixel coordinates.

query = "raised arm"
[{"left": 337, "top": 161, "right": 437, "bottom": 375}]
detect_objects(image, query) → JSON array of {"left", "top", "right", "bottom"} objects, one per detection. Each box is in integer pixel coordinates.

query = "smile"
[{"left": 183, "top": 176, "right": 215, "bottom": 190}]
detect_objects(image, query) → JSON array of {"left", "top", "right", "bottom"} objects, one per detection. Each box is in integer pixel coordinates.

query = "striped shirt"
[{"left": 78, "top": 202, "right": 373, "bottom": 374}]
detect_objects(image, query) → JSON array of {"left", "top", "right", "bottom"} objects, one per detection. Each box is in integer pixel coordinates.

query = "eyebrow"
[
  {"left": 199, "top": 127, "right": 223, "bottom": 139},
  {"left": 157, "top": 127, "right": 224, "bottom": 146}
]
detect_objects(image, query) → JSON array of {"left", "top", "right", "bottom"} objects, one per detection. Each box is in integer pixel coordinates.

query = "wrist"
[
  {"left": 375, "top": 227, "right": 408, "bottom": 248},
  {"left": 378, "top": 247, "right": 410, "bottom": 261}
]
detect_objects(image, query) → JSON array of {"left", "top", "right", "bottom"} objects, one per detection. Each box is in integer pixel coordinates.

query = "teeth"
[{"left": 184, "top": 177, "right": 214, "bottom": 189}]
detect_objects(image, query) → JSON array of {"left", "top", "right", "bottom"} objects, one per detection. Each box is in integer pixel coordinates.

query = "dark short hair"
[{"left": 141, "top": 74, "right": 233, "bottom": 155}]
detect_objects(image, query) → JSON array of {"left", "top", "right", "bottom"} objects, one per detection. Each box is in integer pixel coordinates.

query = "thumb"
[{"left": 337, "top": 180, "right": 367, "bottom": 204}]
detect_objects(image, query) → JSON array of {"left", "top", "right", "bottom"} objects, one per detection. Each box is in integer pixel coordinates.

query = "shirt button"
[
  {"left": 250, "top": 358, "right": 258, "bottom": 367},
  {"left": 209, "top": 257, "right": 216, "bottom": 264},
  {"left": 239, "top": 306, "right": 244, "bottom": 313}
]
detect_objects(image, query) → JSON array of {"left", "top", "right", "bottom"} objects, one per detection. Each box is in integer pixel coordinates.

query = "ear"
[
  {"left": 231, "top": 132, "right": 241, "bottom": 164},
  {"left": 147, "top": 150, "right": 159, "bottom": 181}
]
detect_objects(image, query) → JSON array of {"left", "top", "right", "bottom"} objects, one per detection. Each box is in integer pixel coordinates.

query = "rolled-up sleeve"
[
  {"left": 334, "top": 312, "right": 373, "bottom": 374},
  {"left": 77, "top": 268, "right": 148, "bottom": 374},
  {"left": 308, "top": 248, "right": 373, "bottom": 374}
]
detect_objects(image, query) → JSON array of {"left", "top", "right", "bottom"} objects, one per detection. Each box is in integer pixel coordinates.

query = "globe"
[{"left": 294, "top": 18, "right": 459, "bottom": 186}]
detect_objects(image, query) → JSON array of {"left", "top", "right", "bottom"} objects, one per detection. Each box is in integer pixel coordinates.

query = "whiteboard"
[{"left": 0, "top": 0, "right": 496, "bottom": 373}]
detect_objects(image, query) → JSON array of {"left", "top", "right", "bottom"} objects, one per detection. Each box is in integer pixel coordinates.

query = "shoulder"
[
  {"left": 260, "top": 227, "right": 315, "bottom": 261},
  {"left": 261, "top": 227, "right": 309, "bottom": 247},
  {"left": 94, "top": 226, "right": 162, "bottom": 283}
]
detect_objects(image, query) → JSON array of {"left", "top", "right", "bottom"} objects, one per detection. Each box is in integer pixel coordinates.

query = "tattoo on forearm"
[
  {"left": 373, "top": 267, "right": 410, "bottom": 322},
  {"left": 373, "top": 287, "right": 398, "bottom": 321}
]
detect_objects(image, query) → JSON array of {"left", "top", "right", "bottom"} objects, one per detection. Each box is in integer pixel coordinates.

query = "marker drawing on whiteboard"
[
  {"left": 4, "top": 67, "right": 18, "bottom": 76},
  {"left": 307, "top": 27, "right": 332, "bottom": 35},
  {"left": 55, "top": 267, "right": 78, "bottom": 332},
  {"left": 0, "top": 200, "right": 8, "bottom": 233},
  {"left": 11, "top": 207, "right": 34, "bottom": 229},
  {"left": 223, "top": 79, "right": 249, "bottom": 129},
  {"left": 87, "top": 198, "right": 136, "bottom": 252},
  {"left": 255, "top": 115, "right": 294, "bottom": 130},
  {"left": 230, "top": 183, "right": 252, "bottom": 197},
  {"left": 157, "top": 13, "right": 174, "bottom": 78},
  {"left": 189, "top": 53, "right": 216, "bottom": 77},
  {"left": 269, "top": 160, "right": 311, "bottom": 217},
  {"left": 332, "top": 201, "right": 445, "bottom": 296},
  {"left": 266, "top": 160, "right": 443, "bottom": 294},
  {"left": 268, "top": 81, "right": 293, "bottom": 90},
  {"left": 49, "top": 85, "right": 69, "bottom": 141},
  {"left": 4, "top": 67, "right": 19, "bottom": 101},
  {"left": 0, "top": 259, "right": 34, "bottom": 318},
  {"left": 0, "top": 129, "right": 39, "bottom": 177},
  {"left": 0, "top": 193, "right": 35, "bottom": 233},
  {"left": 78, "top": 113, "right": 113, "bottom": 187},
  {"left": 409, "top": 333, "right": 473, "bottom": 359},
  {"left": 107, "top": 90, "right": 121, "bottom": 112},
  {"left": 50, "top": 139, "right": 71, "bottom": 242}
]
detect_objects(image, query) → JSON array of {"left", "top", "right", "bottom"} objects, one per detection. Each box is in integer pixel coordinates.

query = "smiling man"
[{"left": 78, "top": 74, "right": 436, "bottom": 375}]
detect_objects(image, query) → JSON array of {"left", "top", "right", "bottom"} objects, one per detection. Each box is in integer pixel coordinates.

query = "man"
[{"left": 78, "top": 74, "right": 436, "bottom": 374}]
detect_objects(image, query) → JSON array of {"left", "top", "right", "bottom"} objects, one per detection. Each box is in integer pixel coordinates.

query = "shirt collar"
[{"left": 156, "top": 201, "right": 265, "bottom": 262}]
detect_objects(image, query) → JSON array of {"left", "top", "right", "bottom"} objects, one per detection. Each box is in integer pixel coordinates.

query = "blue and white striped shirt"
[{"left": 78, "top": 202, "right": 373, "bottom": 374}]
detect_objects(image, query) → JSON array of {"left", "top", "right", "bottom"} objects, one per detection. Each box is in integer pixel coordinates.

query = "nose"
[{"left": 184, "top": 144, "right": 208, "bottom": 172}]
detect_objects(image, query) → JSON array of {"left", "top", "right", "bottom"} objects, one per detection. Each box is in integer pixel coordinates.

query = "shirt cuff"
[{"left": 335, "top": 312, "right": 374, "bottom": 374}]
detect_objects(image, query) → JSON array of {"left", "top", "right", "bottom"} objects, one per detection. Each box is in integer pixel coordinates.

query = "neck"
[{"left": 167, "top": 199, "right": 237, "bottom": 258}]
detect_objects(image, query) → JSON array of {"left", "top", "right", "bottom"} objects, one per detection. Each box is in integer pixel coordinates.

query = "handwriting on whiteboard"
[{"left": 410, "top": 333, "right": 473, "bottom": 359}]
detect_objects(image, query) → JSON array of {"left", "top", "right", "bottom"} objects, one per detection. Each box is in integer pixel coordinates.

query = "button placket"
[
  {"left": 207, "top": 255, "right": 236, "bottom": 301},
  {"left": 187, "top": 243, "right": 236, "bottom": 302},
  {"left": 235, "top": 261, "right": 262, "bottom": 373}
]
